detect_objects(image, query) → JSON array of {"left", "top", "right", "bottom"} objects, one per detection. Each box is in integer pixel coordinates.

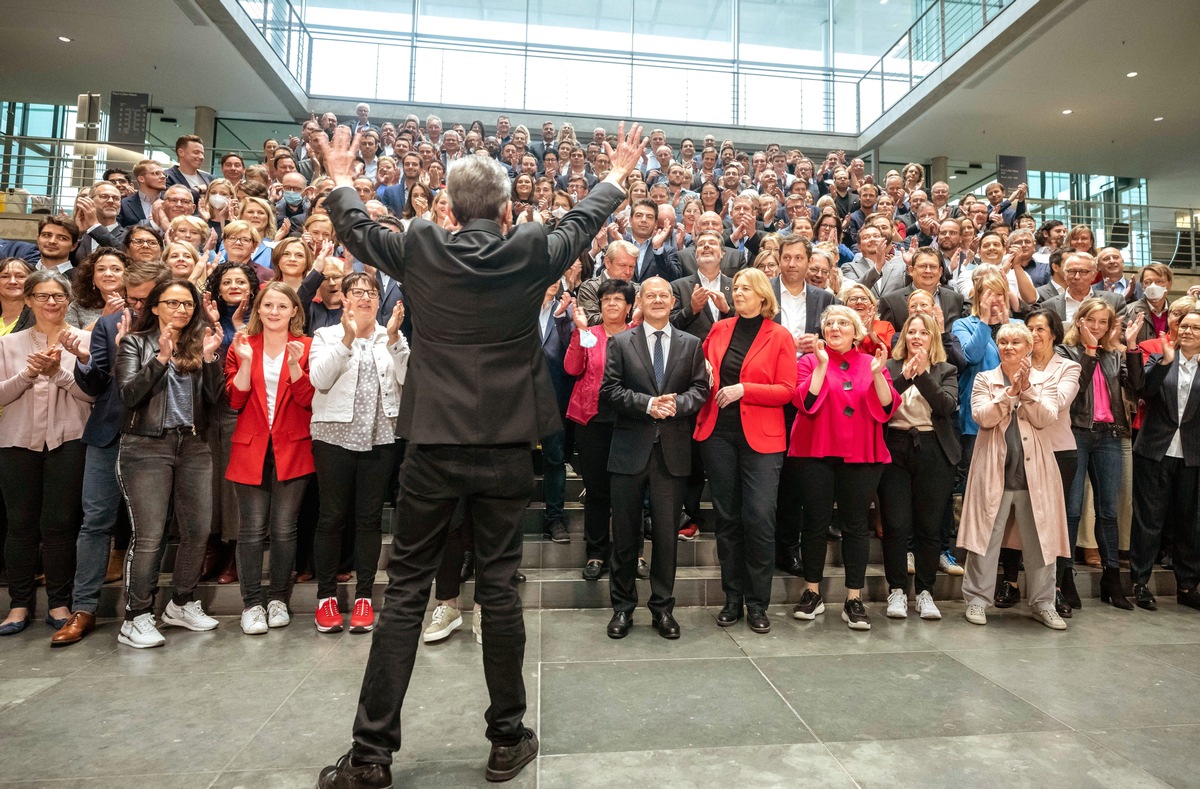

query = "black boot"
[
  {"left": 1060, "top": 567, "right": 1082, "bottom": 610},
  {"left": 1099, "top": 567, "right": 1133, "bottom": 610}
]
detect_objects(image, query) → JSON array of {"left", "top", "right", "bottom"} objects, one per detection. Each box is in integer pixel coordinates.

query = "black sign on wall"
[
  {"left": 109, "top": 92, "right": 150, "bottom": 146},
  {"left": 996, "top": 155, "right": 1028, "bottom": 190}
]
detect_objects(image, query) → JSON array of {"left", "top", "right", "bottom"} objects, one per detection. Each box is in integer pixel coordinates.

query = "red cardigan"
[
  {"left": 224, "top": 332, "right": 315, "bottom": 485},
  {"left": 694, "top": 317, "right": 797, "bottom": 453}
]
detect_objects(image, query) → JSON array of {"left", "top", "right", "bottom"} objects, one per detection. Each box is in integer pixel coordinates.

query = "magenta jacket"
[
  {"left": 564, "top": 325, "right": 612, "bottom": 426},
  {"left": 788, "top": 346, "right": 896, "bottom": 463}
]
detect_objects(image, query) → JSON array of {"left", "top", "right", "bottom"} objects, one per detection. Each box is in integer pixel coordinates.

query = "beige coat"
[{"left": 957, "top": 367, "right": 1070, "bottom": 567}]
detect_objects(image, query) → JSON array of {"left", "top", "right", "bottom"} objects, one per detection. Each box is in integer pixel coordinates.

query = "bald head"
[{"left": 697, "top": 211, "right": 724, "bottom": 233}]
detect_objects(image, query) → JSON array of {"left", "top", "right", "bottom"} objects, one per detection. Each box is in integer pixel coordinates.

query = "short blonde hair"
[
  {"left": 222, "top": 219, "right": 262, "bottom": 246},
  {"left": 970, "top": 271, "right": 1009, "bottom": 317},
  {"left": 732, "top": 267, "right": 778, "bottom": 320},
  {"left": 820, "top": 304, "right": 866, "bottom": 342},
  {"left": 995, "top": 322, "right": 1034, "bottom": 347},
  {"left": 892, "top": 313, "right": 947, "bottom": 364},
  {"left": 170, "top": 214, "right": 208, "bottom": 237},
  {"left": 838, "top": 282, "right": 877, "bottom": 308}
]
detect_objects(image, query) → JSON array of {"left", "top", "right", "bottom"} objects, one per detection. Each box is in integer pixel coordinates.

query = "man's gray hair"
[
  {"left": 605, "top": 240, "right": 638, "bottom": 260},
  {"left": 445, "top": 155, "right": 511, "bottom": 224}
]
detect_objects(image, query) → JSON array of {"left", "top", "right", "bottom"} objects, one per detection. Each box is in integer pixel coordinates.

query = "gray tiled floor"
[{"left": 0, "top": 601, "right": 1196, "bottom": 787}]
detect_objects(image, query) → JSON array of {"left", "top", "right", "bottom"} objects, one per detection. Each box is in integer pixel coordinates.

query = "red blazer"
[
  {"left": 694, "top": 317, "right": 797, "bottom": 453},
  {"left": 224, "top": 333, "right": 315, "bottom": 485}
]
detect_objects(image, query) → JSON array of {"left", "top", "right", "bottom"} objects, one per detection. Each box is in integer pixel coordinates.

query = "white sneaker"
[
  {"left": 161, "top": 600, "right": 219, "bottom": 631},
  {"left": 886, "top": 588, "right": 908, "bottom": 619},
  {"left": 916, "top": 591, "right": 942, "bottom": 620},
  {"left": 473, "top": 608, "right": 483, "bottom": 645},
  {"left": 965, "top": 603, "right": 987, "bottom": 625},
  {"left": 906, "top": 552, "right": 915, "bottom": 575},
  {"left": 422, "top": 604, "right": 462, "bottom": 643},
  {"left": 267, "top": 600, "right": 290, "bottom": 628},
  {"left": 939, "top": 550, "right": 965, "bottom": 576},
  {"left": 240, "top": 605, "right": 268, "bottom": 635},
  {"left": 1033, "top": 607, "right": 1067, "bottom": 631},
  {"left": 118, "top": 613, "right": 165, "bottom": 649}
]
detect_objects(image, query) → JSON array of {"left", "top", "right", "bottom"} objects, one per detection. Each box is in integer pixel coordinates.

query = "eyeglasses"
[
  {"left": 107, "top": 177, "right": 129, "bottom": 184},
  {"left": 126, "top": 297, "right": 147, "bottom": 307},
  {"left": 129, "top": 238, "right": 160, "bottom": 248},
  {"left": 1177, "top": 325, "right": 1200, "bottom": 334},
  {"left": 347, "top": 288, "right": 379, "bottom": 299},
  {"left": 160, "top": 299, "right": 196, "bottom": 311},
  {"left": 30, "top": 293, "right": 68, "bottom": 303},
  {"left": 226, "top": 237, "right": 255, "bottom": 245},
  {"left": 1064, "top": 269, "right": 1093, "bottom": 277}
]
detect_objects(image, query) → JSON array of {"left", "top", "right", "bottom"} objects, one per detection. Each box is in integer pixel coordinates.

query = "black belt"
[{"left": 888, "top": 426, "right": 933, "bottom": 449}]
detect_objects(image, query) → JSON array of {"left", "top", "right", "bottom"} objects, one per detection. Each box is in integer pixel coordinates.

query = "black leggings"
[
  {"left": 795, "top": 457, "right": 884, "bottom": 589},
  {"left": 878, "top": 429, "right": 956, "bottom": 594}
]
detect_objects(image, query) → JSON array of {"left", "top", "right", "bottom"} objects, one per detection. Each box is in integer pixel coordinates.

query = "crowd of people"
[{"left": 0, "top": 104, "right": 1196, "bottom": 652}]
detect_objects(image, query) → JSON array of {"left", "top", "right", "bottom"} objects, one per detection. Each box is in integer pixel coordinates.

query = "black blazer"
[
  {"left": 600, "top": 324, "right": 709, "bottom": 477},
  {"left": 770, "top": 279, "right": 836, "bottom": 336},
  {"left": 628, "top": 238, "right": 681, "bottom": 284},
  {"left": 72, "top": 224, "right": 127, "bottom": 265},
  {"left": 117, "top": 194, "right": 149, "bottom": 228},
  {"left": 74, "top": 310, "right": 126, "bottom": 447},
  {"left": 326, "top": 181, "right": 624, "bottom": 444},
  {"left": 669, "top": 272, "right": 734, "bottom": 340},
  {"left": 163, "top": 165, "right": 213, "bottom": 201},
  {"left": 883, "top": 358, "right": 961, "bottom": 466},
  {"left": 1129, "top": 353, "right": 1200, "bottom": 465},
  {"left": 677, "top": 246, "right": 745, "bottom": 278},
  {"left": 539, "top": 310, "right": 573, "bottom": 416},
  {"left": 878, "top": 285, "right": 965, "bottom": 334}
]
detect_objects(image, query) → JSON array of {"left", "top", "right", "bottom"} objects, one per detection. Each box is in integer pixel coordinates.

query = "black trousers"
[
  {"left": 1131, "top": 454, "right": 1200, "bottom": 590},
  {"left": 795, "top": 457, "right": 883, "bottom": 589},
  {"left": 351, "top": 444, "right": 532, "bottom": 764},
  {"left": 701, "top": 430, "right": 783, "bottom": 609},
  {"left": 610, "top": 442, "right": 684, "bottom": 617},
  {"left": 0, "top": 441, "right": 86, "bottom": 611},
  {"left": 433, "top": 498, "right": 474, "bottom": 601},
  {"left": 878, "top": 429, "right": 955, "bottom": 594},
  {"left": 313, "top": 440, "right": 402, "bottom": 600},
  {"left": 775, "top": 403, "right": 802, "bottom": 557},
  {"left": 574, "top": 419, "right": 614, "bottom": 561},
  {"left": 682, "top": 438, "right": 706, "bottom": 524}
]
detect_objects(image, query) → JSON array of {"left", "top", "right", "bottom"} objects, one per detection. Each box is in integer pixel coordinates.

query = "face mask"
[
  {"left": 284, "top": 191, "right": 303, "bottom": 206},
  {"left": 551, "top": 207, "right": 566, "bottom": 219},
  {"left": 1143, "top": 283, "right": 1167, "bottom": 302},
  {"left": 208, "top": 194, "right": 227, "bottom": 211}
]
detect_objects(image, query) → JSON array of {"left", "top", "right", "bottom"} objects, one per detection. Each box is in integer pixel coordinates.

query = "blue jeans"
[
  {"left": 541, "top": 429, "right": 566, "bottom": 525},
  {"left": 72, "top": 440, "right": 122, "bottom": 613},
  {"left": 1067, "top": 427, "right": 1122, "bottom": 569}
]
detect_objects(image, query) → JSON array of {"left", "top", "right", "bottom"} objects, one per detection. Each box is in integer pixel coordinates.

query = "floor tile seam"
[
  {"left": 537, "top": 655, "right": 753, "bottom": 666},
  {"left": 940, "top": 649, "right": 1080, "bottom": 734},
  {"left": 1128, "top": 643, "right": 1200, "bottom": 679},
  {"left": 1070, "top": 729, "right": 1178, "bottom": 787},
  {"left": 535, "top": 658, "right": 542, "bottom": 789},
  {"left": 744, "top": 655, "right": 823, "bottom": 742}
]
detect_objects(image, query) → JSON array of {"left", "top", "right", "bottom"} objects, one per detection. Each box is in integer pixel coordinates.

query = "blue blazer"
[
  {"left": 75, "top": 310, "right": 126, "bottom": 447},
  {"left": 117, "top": 194, "right": 150, "bottom": 228}
]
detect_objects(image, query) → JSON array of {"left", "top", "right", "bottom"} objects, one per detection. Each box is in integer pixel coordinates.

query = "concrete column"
[
  {"left": 931, "top": 156, "right": 949, "bottom": 184},
  {"left": 194, "top": 105, "right": 216, "bottom": 145}
]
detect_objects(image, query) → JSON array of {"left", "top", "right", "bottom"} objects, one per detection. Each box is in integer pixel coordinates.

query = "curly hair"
[
  {"left": 73, "top": 247, "right": 131, "bottom": 310},
  {"left": 206, "top": 260, "right": 261, "bottom": 306}
]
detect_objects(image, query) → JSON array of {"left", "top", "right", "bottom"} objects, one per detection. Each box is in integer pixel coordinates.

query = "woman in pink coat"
[{"left": 958, "top": 322, "right": 1071, "bottom": 630}]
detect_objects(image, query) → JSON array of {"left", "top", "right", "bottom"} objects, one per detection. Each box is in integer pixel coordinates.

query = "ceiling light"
[
  {"left": 1126, "top": 71, "right": 1138, "bottom": 78},
  {"left": 1154, "top": 117, "right": 1164, "bottom": 122},
  {"left": 1061, "top": 109, "right": 1073, "bottom": 115},
  {"left": 949, "top": 175, "right": 957, "bottom": 180},
  {"left": 57, "top": 36, "right": 72, "bottom": 43}
]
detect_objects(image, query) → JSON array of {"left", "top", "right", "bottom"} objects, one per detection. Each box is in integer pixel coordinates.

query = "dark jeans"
[
  {"left": 878, "top": 429, "right": 955, "bottom": 594},
  {"left": 574, "top": 419, "right": 614, "bottom": 561},
  {"left": 117, "top": 431, "right": 212, "bottom": 619},
  {"left": 209, "top": 404, "right": 241, "bottom": 542},
  {"left": 610, "top": 442, "right": 684, "bottom": 617},
  {"left": 1131, "top": 455, "right": 1200, "bottom": 589},
  {"left": 73, "top": 440, "right": 124, "bottom": 613},
  {"left": 433, "top": 498, "right": 474, "bottom": 602},
  {"left": 351, "top": 444, "right": 533, "bottom": 765},
  {"left": 795, "top": 457, "right": 883, "bottom": 589},
  {"left": 0, "top": 441, "right": 85, "bottom": 611},
  {"left": 541, "top": 429, "right": 566, "bottom": 525},
  {"left": 313, "top": 440, "right": 401, "bottom": 600},
  {"left": 701, "top": 430, "right": 783, "bottom": 609},
  {"left": 235, "top": 445, "right": 310, "bottom": 609},
  {"left": 1066, "top": 427, "right": 1122, "bottom": 569}
]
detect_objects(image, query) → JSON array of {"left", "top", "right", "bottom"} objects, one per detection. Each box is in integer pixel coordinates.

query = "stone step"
[{"left": 65, "top": 565, "right": 1178, "bottom": 618}]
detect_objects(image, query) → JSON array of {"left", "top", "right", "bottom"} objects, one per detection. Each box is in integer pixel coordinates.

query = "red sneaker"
[
  {"left": 315, "top": 597, "right": 343, "bottom": 633},
  {"left": 350, "top": 598, "right": 375, "bottom": 633},
  {"left": 677, "top": 521, "right": 700, "bottom": 542}
]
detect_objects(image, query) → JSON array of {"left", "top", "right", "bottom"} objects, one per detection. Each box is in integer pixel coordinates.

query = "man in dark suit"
[
  {"left": 678, "top": 211, "right": 744, "bottom": 278},
  {"left": 601, "top": 276, "right": 709, "bottom": 640},
  {"left": 669, "top": 231, "right": 734, "bottom": 341},
  {"left": 51, "top": 261, "right": 169, "bottom": 647},
  {"left": 117, "top": 159, "right": 167, "bottom": 228},
  {"left": 723, "top": 194, "right": 765, "bottom": 267},
  {"left": 162, "top": 134, "right": 214, "bottom": 203},
  {"left": 876, "top": 251, "right": 966, "bottom": 334},
  {"left": 625, "top": 198, "right": 679, "bottom": 283},
  {"left": 71, "top": 181, "right": 127, "bottom": 265},
  {"left": 1041, "top": 251, "right": 1125, "bottom": 325},
  {"left": 315, "top": 122, "right": 647, "bottom": 789},
  {"left": 538, "top": 282, "right": 574, "bottom": 544}
]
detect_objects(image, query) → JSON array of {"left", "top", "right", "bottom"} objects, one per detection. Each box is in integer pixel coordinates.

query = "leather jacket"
[
  {"left": 115, "top": 331, "right": 224, "bottom": 437},
  {"left": 1055, "top": 344, "right": 1130, "bottom": 435}
]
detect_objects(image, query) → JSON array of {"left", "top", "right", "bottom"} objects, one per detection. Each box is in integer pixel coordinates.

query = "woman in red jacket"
[
  {"left": 225, "top": 282, "right": 315, "bottom": 635},
  {"left": 696, "top": 268, "right": 796, "bottom": 634}
]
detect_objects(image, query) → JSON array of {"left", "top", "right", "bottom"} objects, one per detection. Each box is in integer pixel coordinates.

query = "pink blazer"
[
  {"left": 564, "top": 325, "right": 612, "bottom": 426},
  {"left": 788, "top": 347, "right": 896, "bottom": 463},
  {"left": 0, "top": 329, "right": 94, "bottom": 451}
]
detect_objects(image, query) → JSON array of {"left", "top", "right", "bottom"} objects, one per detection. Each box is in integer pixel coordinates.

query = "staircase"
[{"left": 53, "top": 469, "right": 1177, "bottom": 618}]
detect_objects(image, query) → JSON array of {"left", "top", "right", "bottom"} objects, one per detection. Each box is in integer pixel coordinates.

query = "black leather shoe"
[
  {"left": 747, "top": 606, "right": 770, "bottom": 633},
  {"left": 607, "top": 611, "right": 632, "bottom": 639},
  {"left": 1133, "top": 584, "right": 1157, "bottom": 611},
  {"left": 716, "top": 599, "right": 743, "bottom": 626},
  {"left": 636, "top": 557, "right": 650, "bottom": 580},
  {"left": 1054, "top": 590, "right": 1072, "bottom": 618},
  {"left": 1178, "top": 588, "right": 1200, "bottom": 611},
  {"left": 775, "top": 552, "right": 802, "bottom": 577},
  {"left": 1061, "top": 568, "right": 1082, "bottom": 610},
  {"left": 994, "top": 582, "right": 1020, "bottom": 609},
  {"left": 513, "top": 570, "right": 526, "bottom": 584},
  {"left": 460, "top": 550, "right": 475, "bottom": 582},
  {"left": 652, "top": 611, "right": 681, "bottom": 639},
  {"left": 486, "top": 728, "right": 538, "bottom": 782},
  {"left": 317, "top": 751, "right": 393, "bottom": 789},
  {"left": 581, "top": 560, "right": 605, "bottom": 581}
]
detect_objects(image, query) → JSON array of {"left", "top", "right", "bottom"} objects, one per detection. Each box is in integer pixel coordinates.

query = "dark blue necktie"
[{"left": 653, "top": 330, "right": 665, "bottom": 390}]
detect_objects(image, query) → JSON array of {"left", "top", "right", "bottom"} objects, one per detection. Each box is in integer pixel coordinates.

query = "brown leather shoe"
[
  {"left": 1083, "top": 548, "right": 1102, "bottom": 569},
  {"left": 217, "top": 548, "right": 238, "bottom": 584},
  {"left": 105, "top": 549, "right": 124, "bottom": 583},
  {"left": 50, "top": 611, "right": 95, "bottom": 648}
]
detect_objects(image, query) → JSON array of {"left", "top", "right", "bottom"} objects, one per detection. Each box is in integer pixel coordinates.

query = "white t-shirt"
[{"left": 263, "top": 350, "right": 285, "bottom": 429}]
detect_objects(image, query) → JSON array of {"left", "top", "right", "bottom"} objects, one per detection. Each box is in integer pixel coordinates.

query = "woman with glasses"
[
  {"left": 814, "top": 212, "right": 853, "bottom": 266},
  {"left": 67, "top": 248, "right": 128, "bottom": 330},
  {"left": 310, "top": 273, "right": 408, "bottom": 634},
  {"left": 0, "top": 271, "right": 93, "bottom": 635},
  {"left": 115, "top": 279, "right": 225, "bottom": 648},
  {"left": 237, "top": 196, "right": 281, "bottom": 273},
  {"left": 225, "top": 283, "right": 314, "bottom": 634},
  {"left": 221, "top": 219, "right": 272, "bottom": 285},
  {"left": 839, "top": 282, "right": 894, "bottom": 356},
  {"left": 124, "top": 225, "right": 163, "bottom": 264}
]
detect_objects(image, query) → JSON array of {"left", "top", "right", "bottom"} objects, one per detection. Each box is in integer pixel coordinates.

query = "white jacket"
[{"left": 309, "top": 324, "right": 410, "bottom": 424}]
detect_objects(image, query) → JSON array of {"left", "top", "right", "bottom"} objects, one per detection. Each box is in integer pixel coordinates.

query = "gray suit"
[{"left": 1041, "top": 290, "right": 1125, "bottom": 325}]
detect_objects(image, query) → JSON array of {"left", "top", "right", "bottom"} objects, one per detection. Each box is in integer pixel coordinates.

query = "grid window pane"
[
  {"left": 632, "top": 65, "right": 733, "bottom": 125},
  {"left": 633, "top": 0, "right": 733, "bottom": 60},
  {"left": 738, "top": 0, "right": 827, "bottom": 68}
]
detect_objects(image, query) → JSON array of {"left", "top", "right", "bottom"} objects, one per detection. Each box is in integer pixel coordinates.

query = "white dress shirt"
[
  {"left": 696, "top": 270, "right": 722, "bottom": 322},
  {"left": 1064, "top": 292, "right": 1086, "bottom": 324},
  {"left": 642, "top": 322, "right": 673, "bottom": 413},
  {"left": 779, "top": 282, "right": 808, "bottom": 339},
  {"left": 1167, "top": 353, "right": 1199, "bottom": 459}
]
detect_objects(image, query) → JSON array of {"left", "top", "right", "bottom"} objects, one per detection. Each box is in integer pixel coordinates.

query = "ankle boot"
[
  {"left": 1099, "top": 567, "right": 1133, "bottom": 610},
  {"left": 1060, "top": 567, "right": 1082, "bottom": 610},
  {"left": 217, "top": 544, "right": 238, "bottom": 584},
  {"left": 105, "top": 549, "right": 124, "bottom": 583},
  {"left": 200, "top": 537, "right": 222, "bottom": 580}
]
